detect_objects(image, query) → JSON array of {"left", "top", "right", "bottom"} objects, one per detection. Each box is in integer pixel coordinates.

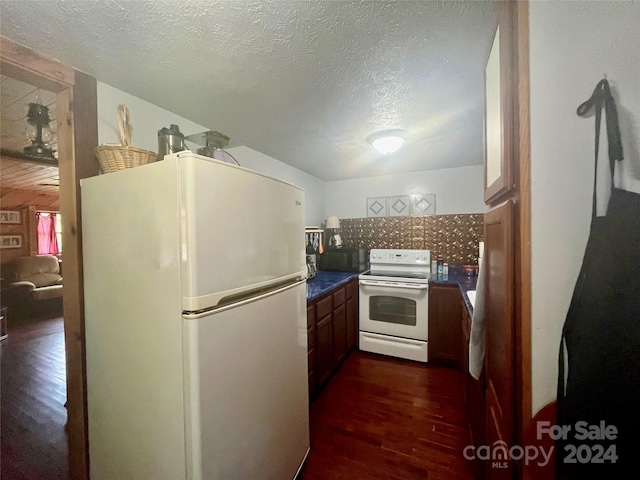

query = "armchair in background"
[{"left": 1, "top": 255, "right": 63, "bottom": 318}]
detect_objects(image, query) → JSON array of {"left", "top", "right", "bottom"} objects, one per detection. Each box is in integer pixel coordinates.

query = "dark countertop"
[
  {"left": 306, "top": 270, "right": 362, "bottom": 302},
  {"left": 306, "top": 266, "right": 478, "bottom": 312},
  {"left": 429, "top": 266, "right": 478, "bottom": 314}
]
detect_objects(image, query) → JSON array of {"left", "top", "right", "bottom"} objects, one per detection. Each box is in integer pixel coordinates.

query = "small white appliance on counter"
[
  {"left": 359, "top": 249, "right": 431, "bottom": 362},
  {"left": 81, "top": 152, "right": 309, "bottom": 480}
]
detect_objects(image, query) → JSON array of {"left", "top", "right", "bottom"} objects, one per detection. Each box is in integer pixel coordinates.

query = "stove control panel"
[{"left": 369, "top": 249, "right": 431, "bottom": 265}]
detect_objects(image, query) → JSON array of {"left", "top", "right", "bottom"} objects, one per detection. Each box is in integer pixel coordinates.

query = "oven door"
[{"left": 359, "top": 279, "right": 429, "bottom": 341}]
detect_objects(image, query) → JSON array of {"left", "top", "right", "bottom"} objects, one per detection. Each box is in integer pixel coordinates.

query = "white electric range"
[{"left": 359, "top": 249, "right": 431, "bottom": 362}]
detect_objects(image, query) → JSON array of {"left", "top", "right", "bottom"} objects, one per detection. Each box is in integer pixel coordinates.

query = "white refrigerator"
[{"left": 81, "top": 152, "right": 310, "bottom": 480}]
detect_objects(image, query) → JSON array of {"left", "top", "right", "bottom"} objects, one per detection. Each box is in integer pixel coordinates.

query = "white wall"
[
  {"left": 97, "top": 82, "right": 209, "bottom": 152},
  {"left": 97, "top": 83, "right": 326, "bottom": 226},
  {"left": 226, "top": 146, "right": 326, "bottom": 226},
  {"left": 324, "top": 164, "right": 486, "bottom": 219},
  {"left": 529, "top": 1, "right": 640, "bottom": 416}
]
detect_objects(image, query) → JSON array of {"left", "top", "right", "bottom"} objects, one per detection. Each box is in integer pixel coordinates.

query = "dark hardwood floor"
[
  {"left": 300, "top": 352, "right": 474, "bottom": 480},
  {"left": 0, "top": 319, "right": 474, "bottom": 480},
  {"left": 1, "top": 315, "right": 68, "bottom": 480}
]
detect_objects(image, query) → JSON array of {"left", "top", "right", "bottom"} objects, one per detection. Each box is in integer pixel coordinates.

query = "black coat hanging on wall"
[{"left": 556, "top": 79, "right": 640, "bottom": 477}]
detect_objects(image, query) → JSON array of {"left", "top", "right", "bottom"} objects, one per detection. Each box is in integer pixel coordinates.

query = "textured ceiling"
[{"left": 0, "top": 0, "right": 496, "bottom": 181}]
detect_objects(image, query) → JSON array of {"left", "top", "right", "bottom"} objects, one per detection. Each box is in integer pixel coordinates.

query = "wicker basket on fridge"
[{"left": 95, "top": 104, "right": 157, "bottom": 173}]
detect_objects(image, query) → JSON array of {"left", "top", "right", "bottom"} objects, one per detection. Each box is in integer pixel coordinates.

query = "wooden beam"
[
  {"left": 498, "top": 1, "right": 533, "bottom": 477},
  {"left": 0, "top": 35, "right": 74, "bottom": 92},
  {"left": 57, "top": 69, "right": 99, "bottom": 480}
]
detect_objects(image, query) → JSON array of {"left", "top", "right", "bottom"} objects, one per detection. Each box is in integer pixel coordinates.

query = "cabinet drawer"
[
  {"left": 316, "top": 295, "right": 333, "bottom": 319},
  {"left": 346, "top": 280, "right": 358, "bottom": 299},
  {"left": 333, "top": 287, "right": 345, "bottom": 307}
]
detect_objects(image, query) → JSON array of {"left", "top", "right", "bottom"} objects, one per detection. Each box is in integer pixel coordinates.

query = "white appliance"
[
  {"left": 81, "top": 152, "right": 309, "bottom": 480},
  {"left": 359, "top": 249, "right": 431, "bottom": 362}
]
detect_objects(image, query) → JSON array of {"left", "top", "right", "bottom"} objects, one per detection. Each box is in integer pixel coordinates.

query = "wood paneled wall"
[{"left": 0, "top": 186, "right": 59, "bottom": 263}]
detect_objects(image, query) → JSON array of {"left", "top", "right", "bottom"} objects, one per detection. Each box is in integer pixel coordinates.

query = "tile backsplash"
[{"left": 339, "top": 214, "right": 484, "bottom": 265}]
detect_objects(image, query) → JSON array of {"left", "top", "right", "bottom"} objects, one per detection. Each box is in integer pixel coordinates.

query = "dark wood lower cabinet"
[
  {"left": 315, "top": 314, "right": 333, "bottom": 388},
  {"left": 429, "top": 284, "right": 463, "bottom": 366},
  {"left": 346, "top": 296, "right": 358, "bottom": 350},
  {"left": 307, "top": 352, "right": 316, "bottom": 401},
  {"left": 346, "top": 280, "right": 358, "bottom": 350},
  {"left": 307, "top": 278, "right": 359, "bottom": 400},
  {"left": 462, "top": 299, "right": 486, "bottom": 480},
  {"left": 332, "top": 304, "right": 347, "bottom": 367},
  {"left": 332, "top": 287, "right": 347, "bottom": 368},
  {"left": 484, "top": 200, "right": 515, "bottom": 480},
  {"left": 307, "top": 305, "right": 316, "bottom": 400}
]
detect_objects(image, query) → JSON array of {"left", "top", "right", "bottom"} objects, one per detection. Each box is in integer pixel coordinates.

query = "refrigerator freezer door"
[
  {"left": 183, "top": 280, "right": 309, "bottom": 479},
  {"left": 175, "top": 152, "right": 306, "bottom": 311},
  {"left": 82, "top": 160, "right": 188, "bottom": 480}
]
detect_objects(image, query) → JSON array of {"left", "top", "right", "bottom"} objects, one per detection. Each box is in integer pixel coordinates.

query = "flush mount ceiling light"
[{"left": 366, "top": 129, "right": 407, "bottom": 154}]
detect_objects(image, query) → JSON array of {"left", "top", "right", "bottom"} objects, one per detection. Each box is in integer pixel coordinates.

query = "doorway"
[
  {"left": 0, "top": 76, "right": 67, "bottom": 478},
  {"left": 1, "top": 35, "right": 99, "bottom": 480}
]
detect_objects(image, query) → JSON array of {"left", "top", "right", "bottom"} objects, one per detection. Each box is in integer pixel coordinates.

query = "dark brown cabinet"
[
  {"left": 428, "top": 284, "right": 463, "bottom": 365},
  {"left": 307, "top": 278, "right": 359, "bottom": 400},
  {"left": 346, "top": 280, "right": 358, "bottom": 350},
  {"left": 316, "top": 312, "right": 333, "bottom": 388},
  {"left": 314, "top": 295, "right": 333, "bottom": 389},
  {"left": 461, "top": 301, "right": 486, "bottom": 471},
  {"left": 332, "top": 303, "right": 347, "bottom": 368},
  {"left": 332, "top": 288, "right": 347, "bottom": 367},
  {"left": 306, "top": 305, "right": 316, "bottom": 400},
  {"left": 484, "top": 200, "right": 515, "bottom": 480},
  {"left": 461, "top": 301, "right": 470, "bottom": 404},
  {"left": 462, "top": 300, "right": 487, "bottom": 480}
]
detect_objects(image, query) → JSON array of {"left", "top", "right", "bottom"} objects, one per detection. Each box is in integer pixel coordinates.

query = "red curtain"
[{"left": 37, "top": 213, "right": 59, "bottom": 255}]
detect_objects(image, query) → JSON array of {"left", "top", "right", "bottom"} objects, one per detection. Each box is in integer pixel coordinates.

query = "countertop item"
[
  {"left": 462, "top": 264, "right": 479, "bottom": 276},
  {"left": 307, "top": 270, "right": 362, "bottom": 302}
]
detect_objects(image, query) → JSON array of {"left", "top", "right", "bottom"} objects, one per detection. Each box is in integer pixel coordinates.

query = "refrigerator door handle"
[
  {"left": 183, "top": 277, "right": 306, "bottom": 319},
  {"left": 183, "top": 271, "right": 306, "bottom": 313}
]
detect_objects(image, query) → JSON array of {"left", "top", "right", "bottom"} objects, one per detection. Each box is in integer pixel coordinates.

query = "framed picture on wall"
[
  {"left": 0, "top": 235, "right": 23, "bottom": 249},
  {"left": 484, "top": 20, "right": 514, "bottom": 204},
  {"left": 0, "top": 210, "right": 21, "bottom": 224}
]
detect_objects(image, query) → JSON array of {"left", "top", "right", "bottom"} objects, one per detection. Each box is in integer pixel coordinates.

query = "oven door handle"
[
  {"left": 359, "top": 280, "right": 429, "bottom": 290},
  {"left": 361, "top": 332, "right": 426, "bottom": 347}
]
